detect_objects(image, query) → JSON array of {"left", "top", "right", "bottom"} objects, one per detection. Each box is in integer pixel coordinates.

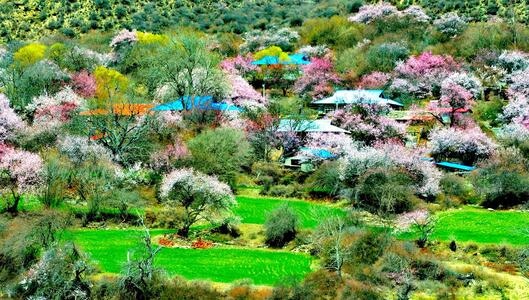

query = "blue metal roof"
[
  {"left": 436, "top": 161, "right": 476, "bottom": 172},
  {"left": 152, "top": 96, "right": 242, "bottom": 112},
  {"left": 300, "top": 147, "right": 336, "bottom": 159},
  {"left": 252, "top": 53, "right": 310, "bottom": 65}
]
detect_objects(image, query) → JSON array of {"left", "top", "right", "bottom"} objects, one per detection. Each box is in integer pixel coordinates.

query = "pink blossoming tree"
[
  {"left": 220, "top": 54, "right": 257, "bottom": 76},
  {"left": 226, "top": 74, "right": 267, "bottom": 108},
  {"left": 294, "top": 57, "right": 341, "bottom": 99},
  {"left": 391, "top": 52, "right": 459, "bottom": 97},
  {"left": 357, "top": 72, "right": 391, "bottom": 89},
  {"left": 331, "top": 104, "right": 407, "bottom": 146},
  {"left": 71, "top": 70, "right": 97, "bottom": 98}
]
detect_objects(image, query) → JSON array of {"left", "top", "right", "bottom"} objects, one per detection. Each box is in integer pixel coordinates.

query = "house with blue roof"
[
  {"left": 284, "top": 147, "right": 337, "bottom": 172},
  {"left": 312, "top": 90, "right": 403, "bottom": 114},
  {"left": 152, "top": 96, "right": 242, "bottom": 112}
]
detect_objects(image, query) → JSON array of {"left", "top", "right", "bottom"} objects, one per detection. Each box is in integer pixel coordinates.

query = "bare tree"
[
  {"left": 119, "top": 215, "right": 163, "bottom": 299},
  {"left": 312, "top": 215, "right": 357, "bottom": 278}
]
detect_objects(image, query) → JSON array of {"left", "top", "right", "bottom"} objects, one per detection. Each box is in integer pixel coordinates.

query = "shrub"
[
  {"left": 264, "top": 204, "right": 298, "bottom": 248},
  {"left": 474, "top": 148, "right": 529, "bottom": 208},
  {"left": 305, "top": 161, "right": 342, "bottom": 198},
  {"left": 434, "top": 12, "right": 467, "bottom": 37},
  {"left": 93, "top": 66, "right": 129, "bottom": 102},
  {"left": 440, "top": 173, "right": 475, "bottom": 205}
]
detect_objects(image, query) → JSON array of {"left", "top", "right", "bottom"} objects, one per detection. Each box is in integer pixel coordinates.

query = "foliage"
[
  {"left": 391, "top": 51, "right": 459, "bottom": 98},
  {"left": 364, "top": 42, "right": 409, "bottom": 73},
  {"left": 225, "top": 74, "right": 267, "bottom": 108},
  {"left": 253, "top": 46, "right": 290, "bottom": 61},
  {"left": 188, "top": 127, "right": 250, "bottom": 188},
  {"left": 58, "top": 135, "right": 111, "bottom": 166},
  {"left": 300, "top": 16, "right": 364, "bottom": 50},
  {"left": 473, "top": 147, "right": 529, "bottom": 208},
  {"left": 264, "top": 204, "right": 298, "bottom": 248},
  {"left": 71, "top": 70, "right": 97, "bottom": 98},
  {"left": 312, "top": 215, "right": 358, "bottom": 278},
  {"left": 118, "top": 223, "right": 163, "bottom": 300},
  {"left": 220, "top": 54, "right": 257, "bottom": 76},
  {"left": 85, "top": 111, "right": 155, "bottom": 166},
  {"left": 357, "top": 71, "right": 390, "bottom": 89},
  {"left": 355, "top": 167, "right": 416, "bottom": 215},
  {"left": 339, "top": 143, "right": 442, "bottom": 198},
  {"left": 159, "top": 168, "right": 236, "bottom": 237},
  {"left": 146, "top": 36, "right": 227, "bottom": 101},
  {"left": 348, "top": 3, "right": 399, "bottom": 24}
]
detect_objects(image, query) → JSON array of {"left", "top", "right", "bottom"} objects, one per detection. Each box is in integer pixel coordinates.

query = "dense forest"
[
  {"left": 1, "top": 1, "right": 529, "bottom": 299},
  {"left": 1, "top": 0, "right": 529, "bottom": 41}
]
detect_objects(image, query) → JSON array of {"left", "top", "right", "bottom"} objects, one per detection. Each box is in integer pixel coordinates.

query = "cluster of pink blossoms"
[{"left": 294, "top": 57, "right": 341, "bottom": 99}]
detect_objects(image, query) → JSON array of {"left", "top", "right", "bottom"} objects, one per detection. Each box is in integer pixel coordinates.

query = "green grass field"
[
  {"left": 235, "top": 196, "right": 346, "bottom": 229},
  {"left": 400, "top": 207, "right": 529, "bottom": 246},
  {"left": 64, "top": 229, "right": 313, "bottom": 285}
]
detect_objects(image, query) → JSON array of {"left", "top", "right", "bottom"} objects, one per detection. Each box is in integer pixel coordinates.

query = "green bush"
[
  {"left": 364, "top": 42, "right": 409, "bottom": 74},
  {"left": 439, "top": 173, "right": 477, "bottom": 205},
  {"left": 264, "top": 204, "right": 298, "bottom": 248},
  {"left": 188, "top": 127, "right": 251, "bottom": 189},
  {"left": 355, "top": 168, "right": 416, "bottom": 215}
]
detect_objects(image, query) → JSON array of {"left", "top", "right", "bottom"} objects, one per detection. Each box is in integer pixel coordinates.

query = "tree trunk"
[
  {"left": 6, "top": 194, "right": 21, "bottom": 215},
  {"left": 178, "top": 226, "right": 190, "bottom": 238}
]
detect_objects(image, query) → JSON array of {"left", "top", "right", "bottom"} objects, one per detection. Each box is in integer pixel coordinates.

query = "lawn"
[
  {"left": 235, "top": 196, "right": 346, "bottom": 229},
  {"left": 400, "top": 207, "right": 529, "bottom": 246},
  {"left": 64, "top": 229, "right": 313, "bottom": 285}
]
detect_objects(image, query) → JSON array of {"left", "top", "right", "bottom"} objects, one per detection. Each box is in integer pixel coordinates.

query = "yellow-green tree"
[
  {"left": 254, "top": 46, "right": 290, "bottom": 61},
  {"left": 93, "top": 66, "right": 129, "bottom": 103},
  {"left": 13, "top": 43, "right": 47, "bottom": 67}
]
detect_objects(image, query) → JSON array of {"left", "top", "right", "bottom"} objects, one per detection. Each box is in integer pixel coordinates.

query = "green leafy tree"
[{"left": 188, "top": 127, "right": 250, "bottom": 188}]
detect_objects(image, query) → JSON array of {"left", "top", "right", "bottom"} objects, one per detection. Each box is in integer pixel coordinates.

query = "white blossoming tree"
[{"left": 159, "top": 168, "right": 236, "bottom": 237}]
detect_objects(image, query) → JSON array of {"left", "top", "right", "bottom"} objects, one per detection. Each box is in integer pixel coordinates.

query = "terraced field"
[{"left": 65, "top": 229, "right": 312, "bottom": 285}]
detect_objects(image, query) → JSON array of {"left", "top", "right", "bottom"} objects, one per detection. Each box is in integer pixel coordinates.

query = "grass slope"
[
  {"left": 400, "top": 207, "right": 529, "bottom": 246},
  {"left": 64, "top": 229, "right": 312, "bottom": 285},
  {"left": 235, "top": 195, "right": 346, "bottom": 229}
]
